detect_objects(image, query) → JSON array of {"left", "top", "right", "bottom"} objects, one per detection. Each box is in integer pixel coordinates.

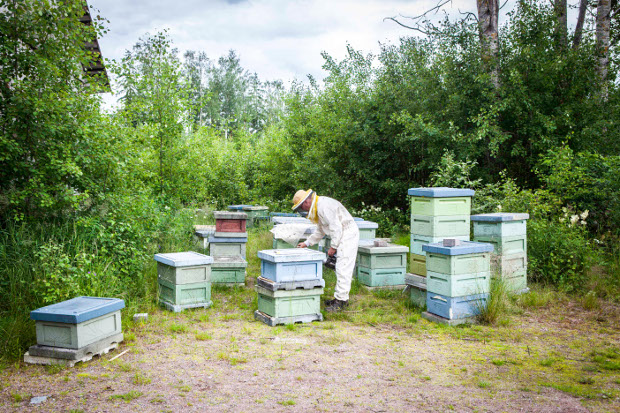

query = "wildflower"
[
  {"left": 570, "top": 215, "right": 579, "bottom": 225},
  {"left": 580, "top": 210, "right": 589, "bottom": 220},
  {"left": 497, "top": 205, "right": 502, "bottom": 211}
]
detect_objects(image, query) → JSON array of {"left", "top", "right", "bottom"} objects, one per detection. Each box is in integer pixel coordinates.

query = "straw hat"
[{"left": 292, "top": 189, "right": 314, "bottom": 211}]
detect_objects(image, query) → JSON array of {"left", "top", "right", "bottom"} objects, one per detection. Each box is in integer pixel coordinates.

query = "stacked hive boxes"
[
  {"left": 210, "top": 211, "right": 248, "bottom": 284},
  {"left": 156, "top": 252, "right": 214, "bottom": 312},
  {"left": 471, "top": 213, "right": 529, "bottom": 293},
  {"left": 254, "top": 249, "right": 326, "bottom": 326},
  {"left": 243, "top": 205, "right": 269, "bottom": 227},
  {"left": 356, "top": 242, "right": 409, "bottom": 288},
  {"left": 422, "top": 240, "right": 493, "bottom": 324},
  {"left": 408, "top": 187, "right": 474, "bottom": 277},
  {"left": 25, "top": 297, "right": 124, "bottom": 366}
]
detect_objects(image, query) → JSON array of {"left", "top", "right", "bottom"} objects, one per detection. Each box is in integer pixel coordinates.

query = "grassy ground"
[{"left": 0, "top": 224, "right": 618, "bottom": 412}]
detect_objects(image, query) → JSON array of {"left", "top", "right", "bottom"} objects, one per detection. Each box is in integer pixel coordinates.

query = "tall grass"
[{"left": 476, "top": 278, "right": 510, "bottom": 325}]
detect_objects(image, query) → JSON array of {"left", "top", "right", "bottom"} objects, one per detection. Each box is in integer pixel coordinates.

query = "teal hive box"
[
  {"left": 408, "top": 187, "right": 474, "bottom": 217},
  {"left": 356, "top": 267, "right": 405, "bottom": 287},
  {"left": 357, "top": 244, "right": 408, "bottom": 269},
  {"left": 158, "top": 277, "right": 212, "bottom": 311},
  {"left": 411, "top": 214, "right": 470, "bottom": 237},
  {"left": 208, "top": 236, "right": 247, "bottom": 258},
  {"left": 211, "top": 256, "right": 247, "bottom": 284},
  {"left": 258, "top": 248, "right": 326, "bottom": 283},
  {"left": 471, "top": 213, "right": 529, "bottom": 237},
  {"left": 31, "top": 297, "right": 124, "bottom": 349},
  {"left": 491, "top": 252, "right": 527, "bottom": 277},
  {"left": 356, "top": 221, "right": 378, "bottom": 240},
  {"left": 243, "top": 206, "right": 269, "bottom": 227},
  {"left": 426, "top": 251, "right": 491, "bottom": 275},
  {"left": 426, "top": 271, "right": 491, "bottom": 297},
  {"left": 255, "top": 285, "right": 323, "bottom": 319},
  {"left": 411, "top": 234, "right": 469, "bottom": 256},
  {"left": 426, "top": 292, "right": 488, "bottom": 320},
  {"left": 473, "top": 235, "right": 527, "bottom": 256},
  {"left": 155, "top": 252, "right": 213, "bottom": 284}
]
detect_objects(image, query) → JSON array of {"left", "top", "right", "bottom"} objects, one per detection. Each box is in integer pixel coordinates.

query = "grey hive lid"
[
  {"left": 213, "top": 232, "right": 248, "bottom": 239},
  {"left": 214, "top": 211, "right": 248, "bottom": 220},
  {"left": 471, "top": 212, "right": 530, "bottom": 222},
  {"left": 272, "top": 216, "right": 312, "bottom": 225},
  {"left": 258, "top": 248, "right": 326, "bottom": 263},
  {"left": 194, "top": 225, "right": 216, "bottom": 237},
  {"left": 212, "top": 256, "right": 248, "bottom": 268},
  {"left": 270, "top": 212, "right": 299, "bottom": 217},
  {"left": 422, "top": 241, "right": 494, "bottom": 256},
  {"left": 356, "top": 220, "right": 378, "bottom": 229},
  {"left": 357, "top": 243, "right": 409, "bottom": 254},
  {"left": 407, "top": 187, "right": 475, "bottom": 197},
  {"left": 242, "top": 205, "right": 268, "bottom": 211},
  {"left": 30, "top": 296, "right": 125, "bottom": 324},
  {"left": 154, "top": 252, "right": 213, "bottom": 267},
  {"left": 228, "top": 204, "right": 253, "bottom": 210},
  {"left": 208, "top": 236, "right": 248, "bottom": 243},
  {"left": 353, "top": 217, "right": 364, "bottom": 221}
]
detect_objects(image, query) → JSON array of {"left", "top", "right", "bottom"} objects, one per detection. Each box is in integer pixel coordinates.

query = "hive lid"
[
  {"left": 258, "top": 248, "right": 326, "bottom": 263},
  {"left": 470, "top": 212, "right": 530, "bottom": 222},
  {"left": 155, "top": 251, "right": 214, "bottom": 267},
  {"left": 212, "top": 256, "right": 248, "bottom": 268},
  {"left": 407, "top": 187, "right": 475, "bottom": 198},
  {"left": 228, "top": 205, "right": 253, "bottom": 210},
  {"left": 270, "top": 212, "right": 299, "bottom": 218},
  {"left": 272, "top": 216, "right": 312, "bottom": 225},
  {"left": 194, "top": 225, "right": 216, "bottom": 237},
  {"left": 353, "top": 217, "right": 364, "bottom": 221},
  {"left": 214, "top": 211, "right": 248, "bottom": 220},
  {"left": 242, "top": 205, "right": 268, "bottom": 211},
  {"left": 357, "top": 243, "right": 409, "bottom": 254},
  {"left": 30, "top": 297, "right": 125, "bottom": 324},
  {"left": 213, "top": 232, "right": 248, "bottom": 239},
  {"left": 208, "top": 236, "right": 248, "bottom": 243},
  {"left": 356, "top": 220, "right": 378, "bottom": 229},
  {"left": 422, "top": 240, "right": 494, "bottom": 256}
]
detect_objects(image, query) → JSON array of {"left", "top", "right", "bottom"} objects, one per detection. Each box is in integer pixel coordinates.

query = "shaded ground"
[{"left": 1, "top": 231, "right": 619, "bottom": 412}]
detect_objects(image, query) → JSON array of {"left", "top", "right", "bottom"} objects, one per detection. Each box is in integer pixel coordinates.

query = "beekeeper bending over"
[{"left": 293, "top": 189, "right": 359, "bottom": 312}]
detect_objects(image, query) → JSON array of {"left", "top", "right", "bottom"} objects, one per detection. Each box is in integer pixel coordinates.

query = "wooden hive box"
[
  {"left": 356, "top": 220, "right": 378, "bottom": 240},
  {"left": 255, "top": 285, "right": 323, "bottom": 319},
  {"left": 426, "top": 292, "right": 488, "bottom": 320},
  {"left": 356, "top": 267, "right": 406, "bottom": 287},
  {"left": 409, "top": 253, "right": 427, "bottom": 276},
  {"left": 158, "top": 278, "right": 211, "bottom": 310},
  {"left": 473, "top": 234, "right": 527, "bottom": 256},
  {"left": 211, "top": 256, "right": 247, "bottom": 284},
  {"left": 426, "top": 271, "right": 491, "bottom": 297},
  {"left": 214, "top": 211, "right": 248, "bottom": 233},
  {"left": 208, "top": 235, "right": 247, "bottom": 258},
  {"left": 357, "top": 243, "right": 408, "bottom": 269},
  {"left": 411, "top": 214, "right": 470, "bottom": 237},
  {"left": 408, "top": 187, "right": 474, "bottom": 217},
  {"left": 471, "top": 213, "right": 529, "bottom": 238},
  {"left": 155, "top": 252, "right": 213, "bottom": 284},
  {"left": 258, "top": 248, "right": 326, "bottom": 283},
  {"left": 30, "top": 297, "right": 124, "bottom": 350}
]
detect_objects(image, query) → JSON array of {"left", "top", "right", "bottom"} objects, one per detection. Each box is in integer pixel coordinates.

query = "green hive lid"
[
  {"left": 212, "top": 256, "right": 248, "bottom": 268},
  {"left": 214, "top": 211, "right": 248, "bottom": 220},
  {"left": 422, "top": 240, "right": 494, "bottom": 256},
  {"left": 407, "top": 187, "right": 475, "bottom": 197},
  {"left": 258, "top": 248, "right": 326, "bottom": 263},
  {"left": 357, "top": 243, "right": 409, "bottom": 254},
  {"left": 356, "top": 220, "right": 378, "bottom": 229},
  {"left": 470, "top": 212, "right": 530, "bottom": 222},
  {"left": 31, "top": 297, "right": 125, "bottom": 324},
  {"left": 242, "top": 205, "right": 268, "bottom": 211},
  {"left": 154, "top": 252, "right": 213, "bottom": 267}
]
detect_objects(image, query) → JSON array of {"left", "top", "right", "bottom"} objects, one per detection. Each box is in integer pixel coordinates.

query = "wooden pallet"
[{"left": 24, "top": 341, "right": 120, "bottom": 367}]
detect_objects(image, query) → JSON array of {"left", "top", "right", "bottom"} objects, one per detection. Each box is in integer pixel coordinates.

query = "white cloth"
[{"left": 304, "top": 197, "right": 359, "bottom": 301}]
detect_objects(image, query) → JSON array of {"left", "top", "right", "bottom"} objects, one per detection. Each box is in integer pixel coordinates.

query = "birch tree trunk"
[
  {"left": 477, "top": 0, "right": 499, "bottom": 88},
  {"left": 573, "top": 0, "right": 588, "bottom": 49},
  {"left": 555, "top": 0, "right": 568, "bottom": 49},
  {"left": 596, "top": 0, "right": 611, "bottom": 98}
]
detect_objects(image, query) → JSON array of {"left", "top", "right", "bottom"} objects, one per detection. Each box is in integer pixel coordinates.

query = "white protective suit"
[{"left": 304, "top": 196, "right": 359, "bottom": 301}]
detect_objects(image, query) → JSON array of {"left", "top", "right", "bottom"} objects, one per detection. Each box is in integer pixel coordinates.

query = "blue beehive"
[
  {"left": 30, "top": 297, "right": 125, "bottom": 349},
  {"left": 426, "top": 292, "right": 489, "bottom": 320},
  {"left": 258, "top": 249, "right": 326, "bottom": 283}
]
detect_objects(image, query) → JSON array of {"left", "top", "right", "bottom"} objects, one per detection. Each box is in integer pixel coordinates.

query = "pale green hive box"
[
  {"left": 473, "top": 235, "right": 527, "bottom": 256},
  {"left": 411, "top": 215, "right": 470, "bottom": 237},
  {"left": 426, "top": 270, "right": 491, "bottom": 297},
  {"left": 501, "top": 269, "right": 528, "bottom": 291},
  {"left": 409, "top": 253, "right": 427, "bottom": 276},
  {"left": 209, "top": 239, "right": 247, "bottom": 259},
  {"left": 155, "top": 252, "right": 213, "bottom": 285},
  {"left": 491, "top": 252, "right": 527, "bottom": 278},
  {"left": 356, "top": 267, "right": 406, "bottom": 287},
  {"left": 356, "top": 221, "right": 378, "bottom": 240},
  {"left": 255, "top": 285, "right": 323, "bottom": 319},
  {"left": 408, "top": 187, "right": 475, "bottom": 217},
  {"left": 211, "top": 256, "right": 247, "bottom": 284},
  {"left": 30, "top": 297, "right": 124, "bottom": 350},
  {"left": 426, "top": 251, "right": 491, "bottom": 275},
  {"left": 357, "top": 243, "right": 408, "bottom": 269},
  {"left": 471, "top": 213, "right": 529, "bottom": 238},
  {"left": 158, "top": 277, "right": 212, "bottom": 308}
]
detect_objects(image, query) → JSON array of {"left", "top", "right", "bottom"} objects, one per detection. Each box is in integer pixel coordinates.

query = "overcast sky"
[{"left": 88, "top": 0, "right": 477, "bottom": 89}]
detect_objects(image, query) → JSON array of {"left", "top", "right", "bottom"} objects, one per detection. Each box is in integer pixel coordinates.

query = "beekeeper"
[{"left": 292, "top": 189, "right": 359, "bottom": 312}]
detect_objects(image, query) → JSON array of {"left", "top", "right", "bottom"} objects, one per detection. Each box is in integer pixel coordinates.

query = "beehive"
[
  {"left": 426, "top": 292, "right": 489, "bottom": 320},
  {"left": 356, "top": 220, "right": 378, "bottom": 240},
  {"left": 155, "top": 252, "right": 213, "bottom": 284},
  {"left": 405, "top": 273, "right": 427, "bottom": 308},
  {"left": 208, "top": 235, "right": 247, "bottom": 258},
  {"left": 258, "top": 249, "right": 325, "bottom": 283},
  {"left": 214, "top": 211, "right": 248, "bottom": 233},
  {"left": 158, "top": 278, "right": 212, "bottom": 311},
  {"left": 243, "top": 205, "right": 269, "bottom": 227},
  {"left": 211, "top": 256, "right": 247, "bottom": 284},
  {"left": 408, "top": 187, "right": 475, "bottom": 217},
  {"left": 255, "top": 285, "right": 323, "bottom": 319}
]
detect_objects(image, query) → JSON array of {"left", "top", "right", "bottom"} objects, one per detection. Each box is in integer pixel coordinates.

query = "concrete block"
[
  {"left": 409, "top": 253, "right": 427, "bottom": 276},
  {"left": 426, "top": 251, "right": 491, "bottom": 275},
  {"left": 34, "top": 310, "right": 122, "bottom": 350},
  {"left": 426, "top": 271, "right": 491, "bottom": 297},
  {"left": 356, "top": 266, "right": 406, "bottom": 287},
  {"left": 255, "top": 285, "right": 323, "bottom": 319},
  {"left": 258, "top": 249, "right": 325, "bottom": 283},
  {"left": 157, "top": 262, "right": 211, "bottom": 285},
  {"left": 410, "top": 234, "right": 469, "bottom": 256},
  {"left": 254, "top": 310, "right": 322, "bottom": 327},
  {"left": 158, "top": 278, "right": 211, "bottom": 307},
  {"left": 426, "top": 292, "right": 488, "bottom": 320},
  {"left": 473, "top": 235, "right": 527, "bottom": 256},
  {"left": 410, "top": 214, "right": 470, "bottom": 237},
  {"left": 28, "top": 332, "right": 123, "bottom": 360}
]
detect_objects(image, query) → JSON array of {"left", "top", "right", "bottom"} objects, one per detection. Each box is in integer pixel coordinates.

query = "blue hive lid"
[
  {"left": 407, "top": 187, "right": 475, "bottom": 198},
  {"left": 154, "top": 252, "right": 213, "bottom": 267},
  {"left": 356, "top": 220, "right": 378, "bottom": 229},
  {"left": 208, "top": 236, "right": 248, "bottom": 243},
  {"left": 31, "top": 297, "right": 125, "bottom": 324},
  {"left": 470, "top": 212, "right": 530, "bottom": 222},
  {"left": 353, "top": 217, "right": 364, "bottom": 221},
  {"left": 422, "top": 240, "right": 494, "bottom": 256},
  {"left": 258, "top": 248, "right": 326, "bottom": 263}
]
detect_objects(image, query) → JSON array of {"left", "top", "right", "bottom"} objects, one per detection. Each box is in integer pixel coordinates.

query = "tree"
[
  {"left": 477, "top": 0, "right": 500, "bottom": 87},
  {"left": 596, "top": 0, "right": 612, "bottom": 97}
]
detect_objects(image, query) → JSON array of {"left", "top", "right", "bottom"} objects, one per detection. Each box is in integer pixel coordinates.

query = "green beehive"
[
  {"left": 471, "top": 213, "right": 529, "bottom": 237},
  {"left": 426, "top": 271, "right": 491, "bottom": 297},
  {"left": 356, "top": 221, "right": 378, "bottom": 240},
  {"left": 255, "top": 285, "right": 323, "bottom": 319},
  {"left": 211, "top": 256, "right": 247, "bottom": 285},
  {"left": 410, "top": 215, "right": 470, "bottom": 237},
  {"left": 356, "top": 267, "right": 406, "bottom": 287},
  {"left": 209, "top": 240, "right": 247, "bottom": 258},
  {"left": 158, "top": 278, "right": 212, "bottom": 311},
  {"left": 357, "top": 244, "right": 408, "bottom": 269},
  {"left": 409, "top": 253, "right": 427, "bottom": 276},
  {"left": 243, "top": 206, "right": 269, "bottom": 227},
  {"left": 426, "top": 251, "right": 491, "bottom": 275},
  {"left": 408, "top": 188, "right": 475, "bottom": 217},
  {"left": 473, "top": 235, "right": 527, "bottom": 255},
  {"left": 155, "top": 252, "right": 213, "bottom": 284}
]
